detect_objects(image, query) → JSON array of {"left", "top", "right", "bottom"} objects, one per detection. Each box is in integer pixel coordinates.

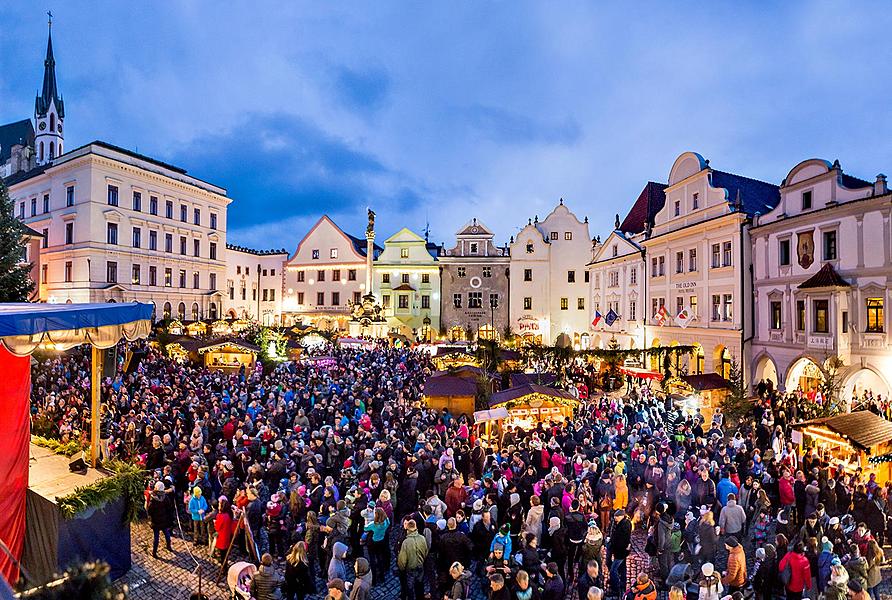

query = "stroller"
[{"left": 227, "top": 562, "right": 257, "bottom": 599}]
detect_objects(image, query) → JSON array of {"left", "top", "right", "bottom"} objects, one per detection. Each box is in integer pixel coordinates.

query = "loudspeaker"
[
  {"left": 102, "top": 347, "right": 117, "bottom": 379},
  {"left": 68, "top": 456, "right": 88, "bottom": 474}
]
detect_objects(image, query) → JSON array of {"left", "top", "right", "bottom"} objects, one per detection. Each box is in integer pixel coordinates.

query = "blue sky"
[{"left": 2, "top": 3, "right": 892, "bottom": 251}]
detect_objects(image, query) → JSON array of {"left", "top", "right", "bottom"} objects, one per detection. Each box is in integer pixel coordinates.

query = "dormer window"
[
  {"left": 470, "top": 242, "right": 478, "bottom": 254},
  {"left": 802, "top": 190, "right": 812, "bottom": 210},
  {"left": 612, "top": 245, "right": 618, "bottom": 258},
  {"left": 526, "top": 243, "right": 534, "bottom": 254},
  {"left": 674, "top": 200, "right": 680, "bottom": 216},
  {"left": 564, "top": 232, "right": 572, "bottom": 240},
  {"left": 692, "top": 192, "right": 699, "bottom": 209},
  {"left": 550, "top": 231, "right": 558, "bottom": 240},
  {"left": 400, "top": 248, "right": 409, "bottom": 258}
]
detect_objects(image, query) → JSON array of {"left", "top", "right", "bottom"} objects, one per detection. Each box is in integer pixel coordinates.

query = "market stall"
[
  {"left": 197, "top": 339, "right": 259, "bottom": 371},
  {"left": 791, "top": 410, "right": 892, "bottom": 484},
  {"left": 473, "top": 407, "right": 509, "bottom": 444},
  {"left": 166, "top": 319, "right": 184, "bottom": 335},
  {"left": 423, "top": 375, "right": 478, "bottom": 416},
  {"left": 431, "top": 348, "right": 480, "bottom": 371},
  {"left": 620, "top": 365, "right": 664, "bottom": 383},
  {"left": 488, "top": 383, "right": 580, "bottom": 430},
  {"left": 666, "top": 373, "right": 730, "bottom": 423},
  {"left": 184, "top": 320, "right": 208, "bottom": 337}
]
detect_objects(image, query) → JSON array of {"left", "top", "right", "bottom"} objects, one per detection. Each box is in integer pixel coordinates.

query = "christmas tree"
[{"left": 0, "top": 178, "right": 36, "bottom": 302}]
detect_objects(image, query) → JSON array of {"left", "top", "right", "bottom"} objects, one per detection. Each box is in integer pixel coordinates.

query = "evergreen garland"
[
  {"left": 56, "top": 460, "right": 146, "bottom": 522},
  {"left": 0, "top": 177, "right": 36, "bottom": 302},
  {"left": 31, "top": 435, "right": 86, "bottom": 457}
]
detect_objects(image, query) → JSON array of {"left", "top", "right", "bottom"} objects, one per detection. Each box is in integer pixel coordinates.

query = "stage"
[{"left": 21, "top": 441, "right": 132, "bottom": 586}]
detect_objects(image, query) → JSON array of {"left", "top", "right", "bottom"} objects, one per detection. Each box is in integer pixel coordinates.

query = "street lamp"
[
  {"left": 423, "top": 314, "right": 431, "bottom": 343},
  {"left": 489, "top": 294, "right": 498, "bottom": 342}
]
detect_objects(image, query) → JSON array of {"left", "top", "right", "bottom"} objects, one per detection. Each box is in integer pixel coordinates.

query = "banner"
[
  {"left": 604, "top": 309, "right": 619, "bottom": 327},
  {"left": 675, "top": 308, "right": 691, "bottom": 329},
  {"left": 0, "top": 345, "right": 30, "bottom": 585},
  {"left": 591, "top": 311, "right": 602, "bottom": 327},
  {"left": 654, "top": 306, "right": 669, "bottom": 326}
]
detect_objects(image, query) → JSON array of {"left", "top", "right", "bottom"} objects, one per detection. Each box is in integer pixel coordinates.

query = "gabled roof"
[
  {"left": 619, "top": 182, "right": 667, "bottom": 234},
  {"left": 509, "top": 372, "right": 557, "bottom": 387},
  {"left": 385, "top": 227, "right": 426, "bottom": 244},
  {"left": 289, "top": 215, "right": 382, "bottom": 263},
  {"left": 489, "top": 383, "right": 577, "bottom": 407},
  {"left": 590, "top": 230, "right": 642, "bottom": 264},
  {"left": 0, "top": 119, "right": 35, "bottom": 163},
  {"left": 392, "top": 283, "right": 415, "bottom": 291},
  {"left": 792, "top": 410, "right": 892, "bottom": 450},
  {"left": 681, "top": 373, "right": 730, "bottom": 391},
  {"left": 797, "top": 263, "right": 849, "bottom": 289},
  {"left": 456, "top": 218, "right": 494, "bottom": 237},
  {"left": 710, "top": 170, "right": 780, "bottom": 218},
  {"left": 424, "top": 375, "right": 478, "bottom": 397}
]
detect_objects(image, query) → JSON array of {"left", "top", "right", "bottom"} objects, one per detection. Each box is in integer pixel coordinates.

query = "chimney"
[{"left": 874, "top": 174, "right": 887, "bottom": 196}]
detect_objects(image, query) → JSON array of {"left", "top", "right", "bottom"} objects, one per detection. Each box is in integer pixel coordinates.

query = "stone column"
[{"left": 366, "top": 232, "right": 375, "bottom": 297}]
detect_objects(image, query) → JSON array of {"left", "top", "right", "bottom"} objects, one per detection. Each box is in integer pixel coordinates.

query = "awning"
[
  {"left": 474, "top": 407, "right": 509, "bottom": 424},
  {"left": 620, "top": 366, "right": 664, "bottom": 381},
  {"left": 791, "top": 410, "right": 892, "bottom": 451},
  {"left": 0, "top": 302, "right": 154, "bottom": 356}
]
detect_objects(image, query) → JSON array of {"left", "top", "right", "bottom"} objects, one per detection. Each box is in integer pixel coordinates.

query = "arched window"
[
  {"left": 177, "top": 302, "right": 186, "bottom": 320},
  {"left": 191, "top": 303, "right": 199, "bottom": 321},
  {"left": 49, "top": 142, "right": 55, "bottom": 159},
  {"left": 107, "top": 298, "right": 116, "bottom": 303},
  {"left": 50, "top": 113, "right": 55, "bottom": 132},
  {"left": 163, "top": 302, "right": 172, "bottom": 319},
  {"left": 39, "top": 142, "right": 44, "bottom": 162},
  {"left": 57, "top": 142, "right": 62, "bottom": 155},
  {"left": 208, "top": 302, "right": 218, "bottom": 320}
]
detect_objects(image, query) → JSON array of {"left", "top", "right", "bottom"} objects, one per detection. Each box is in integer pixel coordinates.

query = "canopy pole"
[{"left": 90, "top": 346, "right": 104, "bottom": 468}]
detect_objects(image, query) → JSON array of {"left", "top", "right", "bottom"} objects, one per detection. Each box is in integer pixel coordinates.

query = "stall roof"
[
  {"left": 424, "top": 376, "right": 478, "bottom": 397},
  {"left": 0, "top": 302, "right": 153, "bottom": 337},
  {"left": 681, "top": 373, "right": 730, "bottom": 391},
  {"left": 474, "top": 407, "right": 509, "bottom": 423},
  {"left": 792, "top": 410, "right": 892, "bottom": 450},
  {"left": 509, "top": 372, "right": 557, "bottom": 387},
  {"left": 490, "top": 383, "right": 577, "bottom": 407},
  {"left": 431, "top": 365, "right": 497, "bottom": 380}
]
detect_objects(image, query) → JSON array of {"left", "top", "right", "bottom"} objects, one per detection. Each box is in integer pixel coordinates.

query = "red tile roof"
[
  {"left": 797, "top": 263, "right": 850, "bottom": 289},
  {"left": 619, "top": 182, "right": 667, "bottom": 234}
]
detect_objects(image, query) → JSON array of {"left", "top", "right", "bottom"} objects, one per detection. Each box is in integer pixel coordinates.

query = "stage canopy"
[{"left": 0, "top": 302, "right": 153, "bottom": 586}]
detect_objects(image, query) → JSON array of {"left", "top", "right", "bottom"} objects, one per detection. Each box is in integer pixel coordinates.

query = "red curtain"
[{"left": 0, "top": 346, "right": 29, "bottom": 586}]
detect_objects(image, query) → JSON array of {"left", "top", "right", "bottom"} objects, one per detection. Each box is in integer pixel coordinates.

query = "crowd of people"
[{"left": 28, "top": 340, "right": 891, "bottom": 600}]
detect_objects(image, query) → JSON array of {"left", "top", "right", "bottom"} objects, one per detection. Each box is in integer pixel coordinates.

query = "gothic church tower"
[{"left": 34, "top": 15, "right": 64, "bottom": 165}]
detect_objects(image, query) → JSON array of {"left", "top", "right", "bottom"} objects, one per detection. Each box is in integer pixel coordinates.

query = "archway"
[
  {"left": 208, "top": 303, "right": 218, "bottom": 320},
  {"left": 714, "top": 345, "right": 731, "bottom": 379},
  {"left": 227, "top": 309, "right": 237, "bottom": 319},
  {"left": 177, "top": 302, "right": 186, "bottom": 320},
  {"left": 555, "top": 332, "right": 572, "bottom": 348},
  {"left": 478, "top": 324, "right": 498, "bottom": 342},
  {"left": 752, "top": 354, "right": 779, "bottom": 390},
  {"left": 191, "top": 303, "right": 199, "bottom": 321},
  {"left": 580, "top": 333, "right": 590, "bottom": 350},
  {"left": 785, "top": 357, "right": 823, "bottom": 394},
  {"left": 449, "top": 326, "right": 465, "bottom": 342},
  {"left": 842, "top": 368, "right": 890, "bottom": 408},
  {"left": 691, "top": 344, "right": 705, "bottom": 375},
  {"left": 163, "top": 302, "right": 172, "bottom": 319}
]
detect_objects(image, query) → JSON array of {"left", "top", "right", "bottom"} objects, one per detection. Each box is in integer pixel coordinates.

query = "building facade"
[
  {"left": 509, "top": 201, "right": 592, "bottom": 346},
  {"left": 223, "top": 245, "right": 287, "bottom": 325},
  {"left": 8, "top": 141, "right": 230, "bottom": 319},
  {"left": 588, "top": 182, "right": 666, "bottom": 351},
  {"left": 281, "top": 215, "right": 378, "bottom": 331},
  {"left": 750, "top": 158, "right": 892, "bottom": 403},
  {"left": 438, "top": 219, "right": 510, "bottom": 341},
  {"left": 642, "top": 152, "right": 779, "bottom": 377}
]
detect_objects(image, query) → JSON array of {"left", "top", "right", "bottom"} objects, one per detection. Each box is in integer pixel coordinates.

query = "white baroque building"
[
  {"left": 750, "top": 158, "right": 892, "bottom": 403},
  {"left": 642, "top": 152, "right": 779, "bottom": 377},
  {"left": 223, "top": 245, "right": 288, "bottom": 325},
  {"left": 509, "top": 200, "right": 593, "bottom": 346}
]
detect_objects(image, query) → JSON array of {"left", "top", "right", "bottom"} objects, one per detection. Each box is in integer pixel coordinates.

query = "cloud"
[
  {"left": 459, "top": 104, "right": 582, "bottom": 146},
  {"left": 331, "top": 65, "right": 391, "bottom": 114}
]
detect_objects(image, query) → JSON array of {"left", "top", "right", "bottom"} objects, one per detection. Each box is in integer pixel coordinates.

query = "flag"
[
  {"left": 654, "top": 306, "right": 669, "bottom": 326},
  {"left": 591, "top": 311, "right": 602, "bottom": 327},
  {"left": 675, "top": 308, "right": 691, "bottom": 329},
  {"left": 605, "top": 309, "right": 619, "bottom": 327}
]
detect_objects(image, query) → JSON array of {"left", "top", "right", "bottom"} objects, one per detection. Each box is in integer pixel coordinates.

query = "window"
[
  {"left": 132, "top": 264, "right": 141, "bottom": 285},
  {"left": 106, "top": 261, "right": 117, "bottom": 283},
  {"left": 712, "top": 294, "right": 721, "bottom": 321},
  {"left": 382, "top": 294, "right": 391, "bottom": 309},
  {"left": 66, "top": 185, "right": 75, "bottom": 207},
  {"left": 651, "top": 257, "right": 657, "bottom": 277},
  {"left": 332, "top": 292, "right": 340, "bottom": 306},
  {"left": 674, "top": 200, "right": 680, "bottom": 216},
  {"left": 577, "top": 297, "right": 585, "bottom": 310},
  {"left": 180, "top": 236, "right": 187, "bottom": 255},
  {"left": 240, "top": 285, "right": 246, "bottom": 300},
  {"left": 42, "top": 194, "right": 49, "bottom": 213},
  {"left": 802, "top": 190, "right": 812, "bottom": 210},
  {"left": 609, "top": 271, "right": 619, "bottom": 287},
  {"left": 317, "top": 292, "right": 325, "bottom": 305},
  {"left": 490, "top": 293, "right": 499, "bottom": 308},
  {"left": 165, "top": 200, "right": 173, "bottom": 219},
  {"left": 723, "top": 294, "right": 733, "bottom": 321},
  {"left": 297, "top": 271, "right": 305, "bottom": 283},
  {"left": 180, "top": 204, "right": 187, "bottom": 222},
  {"left": 550, "top": 231, "right": 558, "bottom": 240},
  {"left": 630, "top": 267, "right": 637, "bottom": 285},
  {"left": 629, "top": 300, "right": 636, "bottom": 321},
  {"left": 560, "top": 297, "right": 568, "bottom": 310},
  {"left": 193, "top": 208, "right": 200, "bottom": 225},
  {"left": 210, "top": 213, "right": 217, "bottom": 230},
  {"left": 711, "top": 243, "right": 721, "bottom": 268},
  {"left": 453, "top": 294, "right": 462, "bottom": 308},
  {"left": 866, "top": 298, "right": 884, "bottom": 333},
  {"left": 822, "top": 231, "right": 837, "bottom": 261},
  {"left": 658, "top": 256, "right": 665, "bottom": 276},
  {"left": 796, "top": 300, "right": 805, "bottom": 330},
  {"left": 149, "top": 195, "right": 158, "bottom": 215},
  {"left": 149, "top": 266, "right": 157, "bottom": 286},
  {"left": 297, "top": 292, "right": 305, "bottom": 305},
  {"left": 770, "top": 301, "right": 782, "bottom": 330},
  {"left": 382, "top": 273, "right": 390, "bottom": 284},
  {"left": 64, "top": 261, "right": 72, "bottom": 282},
  {"left": 262, "top": 289, "right": 268, "bottom": 302},
  {"left": 468, "top": 292, "right": 482, "bottom": 308},
  {"left": 482, "top": 266, "right": 491, "bottom": 278},
  {"left": 813, "top": 299, "right": 829, "bottom": 333},
  {"left": 311, "top": 249, "right": 319, "bottom": 260},
  {"left": 132, "top": 227, "right": 141, "bottom": 248},
  {"left": 209, "top": 273, "right": 216, "bottom": 290},
  {"left": 65, "top": 222, "right": 73, "bottom": 245},
  {"left": 422, "top": 273, "right": 430, "bottom": 283},
  {"left": 524, "top": 269, "right": 532, "bottom": 282},
  {"left": 779, "top": 239, "right": 791, "bottom": 266},
  {"left": 149, "top": 230, "right": 157, "bottom": 251},
  {"left": 842, "top": 311, "right": 848, "bottom": 333},
  {"left": 165, "top": 233, "right": 173, "bottom": 253},
  {"left": 30, "top": 198, "right": 36, "bottom": 216},
  {"left": 164, "top": 268, "right": 172, "bottom": 287},
  {"left": 19, "top": 202, "right": 24, "bottom": 218},
  {"left": 690, "top": 295, "right": 698, "bottom": 317},
  {"left": 106, "top": 223, "right": 118, "bottom": 245},
  {"left": 526, "top": 243, "right": 534, "bottom": 253},
  {"left": 612, "top": 245, "right": 618, "bottom": 258},
  {"left": 676, "top": 296, "right": 684, "bottom": 315},
  {"left": 692, "top": 192, "right": 699, "bottom": 209},
  {"left": 595, "top": 273, "right": 600, "bottom": 288},
  {"left": 193, "top": 272, "right": 200, "bottom": 289},
  {"left": 348, "top": 269, "right": 357, "bottom": 281},
  {"left": 523, "top": 297, "right": 532, "bottom": 310},
  {"left": 470, "top": 242, "right": 478, "bottom": 254},
  {"left": 457, "top": 266, "right": 466, "bottom": 278},
  {"left": 107, "top": 185, "right": 119, "bottom": 206},
  {"left": 210, "top": 242, "right": 217, "bottom": 260},
  {"left": 330, "top": 248, "right": 338, "bottom": 259},
  {"left": 568, "top": 270, "right": 576, "bottom": 283},
  {"left": 398, "top": 294, "right": 409, "bottom": 309},
  {"left": 193, "top": 239, "right": 200, "bottom": 257},
  {"left": 132, "top": 191, "right": 141, "bottom": 212},
  {"left": 317, "top": 270, "right": 325, "bottom": 282},
  {"left": 400, "top": 248, "right": 409, "bottom": 259},
  {"left": 688, "top": 248, "right": 697, "bottom": 272},
  {"left": 179, "top": 270, "right": 187, "bottom": 288},
  {"left": 353, "top": 291, "right": 361, "bottom": 304},
  {"left": 584, "top": 271, "right": 590, "bottom": 283},
  {"left": 676, "top": 251, "right": 684, "bottom": 273},
  {"left": 422, "top": 295, "right": 430, "bottom": 309},
  {"left": 564, "top": 232, "right": 573, "bottom": 240}
]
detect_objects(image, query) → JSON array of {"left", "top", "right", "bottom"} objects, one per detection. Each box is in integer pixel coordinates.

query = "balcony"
[
  {"left": 860, "top": 333, "right": 888, "bottom": 350},
  {"left": 768, "top": 330, "right": 784, "bottom": 343},
  {"left": 807, "top": 334, "right": 834, "bottom": 351}
]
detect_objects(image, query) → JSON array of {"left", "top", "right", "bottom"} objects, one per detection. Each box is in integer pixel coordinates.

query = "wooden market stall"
[
  {"left": 791, "top": 410, "right": 892, "bottom": 484},
  {"left": 431, "top": 347, "right": 480, "bottom": 370},
  {"left": 166, "top": 319, "right": 184, "bottom": 336},
  {"left": 211, "top": 319, "right": 233, "bottom": 336},
  {"left": 488, "top": 383, "right": 580, "bottom": 430},
  {"left": 198, "top": 338, "right": 260, "bottom": 371},
  {"left": 473, "top": 407, "right": 509, "bottom": 445},
  {"left": 184, "top": 320, "right": 208, "bottom": 337},
  {"left": 666, "top": 373, "right": 730, "bottom": 424},
  {"left": 423, "top": 375, "right": 478, "bottom": 417}
]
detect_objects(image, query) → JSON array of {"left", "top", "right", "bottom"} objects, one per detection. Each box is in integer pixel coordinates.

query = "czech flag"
[{"left": 591, "top": 310, "right": 602, "bottom": 327}]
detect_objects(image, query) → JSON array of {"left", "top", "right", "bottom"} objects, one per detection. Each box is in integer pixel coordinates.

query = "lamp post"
[{"left": 423, "top": 314, "right": 431, "bottom": 343}]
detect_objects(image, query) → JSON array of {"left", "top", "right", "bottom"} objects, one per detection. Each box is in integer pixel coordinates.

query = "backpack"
[{"left": 780, "top": 560, "right": 793, "bottom": 586}]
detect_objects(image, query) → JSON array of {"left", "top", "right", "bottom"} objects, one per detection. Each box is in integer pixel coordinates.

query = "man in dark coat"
[
  {"left": 607, "top": 510, "right": 632, "bottom": 598},
  {"left": 146, "top": 481, "right": 174, "bottom": 557}
]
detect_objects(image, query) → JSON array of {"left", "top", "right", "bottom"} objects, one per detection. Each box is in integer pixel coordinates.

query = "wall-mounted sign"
[{"left": 517, "top": 316, "right": 541, "bottom": 332}]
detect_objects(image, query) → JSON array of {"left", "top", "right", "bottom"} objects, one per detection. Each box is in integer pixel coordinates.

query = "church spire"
[
  {"left": 36, "top": 12, "right": 63, "bottom": 118},
  {"left": 34, "top": 12, "right": 64, "bottom": 165}
]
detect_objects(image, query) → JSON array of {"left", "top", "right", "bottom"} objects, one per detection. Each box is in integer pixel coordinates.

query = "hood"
[
  {"left": 457, "top": 570, "right": 472, "bottom": 583},
  {"left": 332, "top": 541, "right": 348, "bottom": 558},
  {"left": 355, "top": 557, "right": 370, "bottom": 577}
]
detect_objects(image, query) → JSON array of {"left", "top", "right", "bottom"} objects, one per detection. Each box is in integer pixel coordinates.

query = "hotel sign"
[{"left": 674, "top": 281, "right": 698, "bottom": 291}]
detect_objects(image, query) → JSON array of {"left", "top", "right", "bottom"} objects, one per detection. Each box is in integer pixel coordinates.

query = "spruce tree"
[{"left": 0, "top": 178, "right": 35, "bottom": 302}]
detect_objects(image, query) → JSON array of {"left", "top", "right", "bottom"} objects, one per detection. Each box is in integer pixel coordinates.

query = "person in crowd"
[
  {"left": 145, "top": 481, "right": 174, "bottom": 558},
  {"left": 284, "top": 542, "right": 313, "bottom": 600},
  {"left": 250, "top": 553, "right": 282, "bottom": 600},
  {"left": 779, "top": 542, "right": 812, "bottom": 600}
]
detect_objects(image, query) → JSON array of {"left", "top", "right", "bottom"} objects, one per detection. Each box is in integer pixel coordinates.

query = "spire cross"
[{"left": 47, "top": 11, "right": 53, "bottom": 28}]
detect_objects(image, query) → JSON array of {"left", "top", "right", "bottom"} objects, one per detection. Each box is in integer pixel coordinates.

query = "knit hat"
[
  {"left": 701, "top": 563, "right": 715, "bottom": 577},
  {"left": 822, "top": 537, "right": 833, "bottom": 552},
  {"left": 510, "top": 493, "right": 520, "bottom": 507},
  {"left": 829, "top": 516, "right": 839, "bottom": 526},
  {"left": 755, "top": 548, "right": 765, "bottom": 560},
  {"left": 328, "top": 578, "right": 346, "bottom": 592}
]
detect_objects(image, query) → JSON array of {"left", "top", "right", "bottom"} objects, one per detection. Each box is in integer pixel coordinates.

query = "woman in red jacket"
[
  {"left": 778, "top": 542, "right": 812, "bottom": 600},
  {"left": 213, "top": 496, "right": 235, "bottom": 562}
]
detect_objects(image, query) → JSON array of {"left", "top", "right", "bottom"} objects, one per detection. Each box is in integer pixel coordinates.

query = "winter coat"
[
  {"left": 697, "top": 574, "right": 724, "bottom": 600},
  {"left": 608, "top": 517, "right": 632, "bottom": 560},
  {"left": 146, "top": 492, "right": 174, "bottom": 530},
  {"left": 718, "top": 500, "right": 746, "bottom": 535},
  {"left": 328, "top": 541, "right": 348, "bottom": 581},
  {"left": 397, "top": 530, "right": 429, "bottom": 571},
  {"left": 722, "top": 545, "right": 746, "bottom": 588},
  {"left": 779, "top": 551, "right": 811, "bottom": 593},
  {"left": 447, "top": 570, "right": 472, "bottom": 600},
  {"left": 438, "top": 529, "right": 473, "bottom": 572},
  {"left": 845, "top": 555, "right": 869, "bottom": 589},
  {"left": 866, "top": 553, "right": 884, "bottom": 588},
  {"left": 817, "top": 550, "right": 835, "bottom": 591},
  {"left": 523, "top": 504, "right": 544, "bottom": 542},
  {"left": 350, "top": 558, "right": 372, "bottom": 600}
]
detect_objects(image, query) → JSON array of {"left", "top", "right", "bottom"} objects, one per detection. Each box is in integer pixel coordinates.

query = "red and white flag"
[{"left": 675, "top": 308, "right": 691, "bottom": 329}]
